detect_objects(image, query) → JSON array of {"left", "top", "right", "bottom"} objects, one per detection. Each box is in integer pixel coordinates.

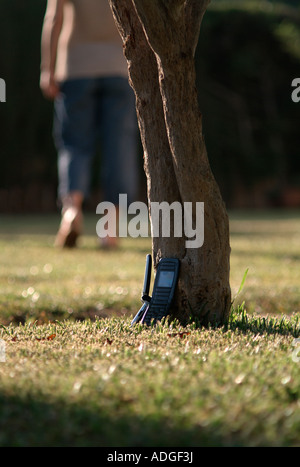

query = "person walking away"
[{"left": 40, "top": 0, "right": 138, "bottom": 248}]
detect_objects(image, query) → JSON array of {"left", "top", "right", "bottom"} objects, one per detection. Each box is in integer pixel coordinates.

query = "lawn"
[{"left": 0, "top": 210, "right": 299, "bottom": 447}]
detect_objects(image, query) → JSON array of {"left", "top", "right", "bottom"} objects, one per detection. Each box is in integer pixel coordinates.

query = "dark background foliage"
[{"left": 0, "top": 0, "right": 299, "bottom": 212}]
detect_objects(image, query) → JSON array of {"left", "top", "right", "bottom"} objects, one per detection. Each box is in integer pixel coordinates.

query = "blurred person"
[{"left": 40, "top": 0, "right": 138, "bottom": 248}]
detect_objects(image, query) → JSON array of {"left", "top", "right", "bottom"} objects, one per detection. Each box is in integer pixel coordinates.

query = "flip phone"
[{"left": 131, "top": 255, "right": 180, "bottom": 326}]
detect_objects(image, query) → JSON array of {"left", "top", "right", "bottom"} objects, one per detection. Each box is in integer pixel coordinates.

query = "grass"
[
  {"left": 0, "top": 210, "right": 299, "bottom": 324},
  {"left": 0, "top": 316, "right": 299, "bottom": 447},
  {"left": 229, "top": 210, "right": 300, "bottom": 316},
  {"left": 0, "top": 210, "right": 299, "bottom": 447},
  {"left": 0, "top": 213, "right": 150, "bottom": 324}
]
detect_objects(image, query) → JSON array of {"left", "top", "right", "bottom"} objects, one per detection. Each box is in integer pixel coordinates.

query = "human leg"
[
  {"left": 98, "top": 76, "right": 138, "bottom": 206},
  {"left": 96, "top": 77, "right": 138, "bottom": 248},
  {"left": 53, "top": 78, "right": 97, "bottom": 247},
  {"left": 53, "top": 191, "right": 84, "bottom": 248}
]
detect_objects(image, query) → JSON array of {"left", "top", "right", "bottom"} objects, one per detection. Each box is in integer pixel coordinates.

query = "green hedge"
[{"left": 196, "top": 3, "right": 300, "bottom": 205}]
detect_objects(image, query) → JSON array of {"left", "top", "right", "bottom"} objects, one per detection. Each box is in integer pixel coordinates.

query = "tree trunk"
[{"left": 109, "top": 0, "right": 231, "bottom": 325}]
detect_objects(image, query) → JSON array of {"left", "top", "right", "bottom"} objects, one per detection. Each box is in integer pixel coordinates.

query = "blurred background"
[{"left": 0, "top": 0, "right": 299, "bottom": 213}]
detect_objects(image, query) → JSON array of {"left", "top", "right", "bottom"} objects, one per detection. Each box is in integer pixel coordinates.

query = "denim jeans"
[{"left": 53, "top": 76, "right": 138, "bottom": 205}]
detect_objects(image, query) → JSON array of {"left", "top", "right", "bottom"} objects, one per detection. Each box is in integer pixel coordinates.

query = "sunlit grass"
[
  {"left": 0, "top": 211, "right": 299, "bottom": 446},
  {"left": 229, "top": 210, "right": 300, "bottom": 315},
  {"left": 0, "top": 315, "right": 299, "bottom": 446},
  {"left": 0, "top": 214, "right": 151, "bottom": 324},
  {"left": 0, "top": 210, "right": 299, "bottom": 324}
]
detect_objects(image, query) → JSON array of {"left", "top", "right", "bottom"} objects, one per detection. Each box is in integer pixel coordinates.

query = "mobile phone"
[
  {"left": 130, "top": 254, "right": 152, "bottom": 326},
  {"left": 131, "top": 255, "right": 180, "bottom": 326}
]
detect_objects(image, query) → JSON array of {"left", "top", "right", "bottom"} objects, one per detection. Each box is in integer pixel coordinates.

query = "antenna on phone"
[
  {"left": 142, "top": 254, "right": 152, "bottom": 302},
  {"left": 130, "top": 254, "right": 152, "bottom": 326}
]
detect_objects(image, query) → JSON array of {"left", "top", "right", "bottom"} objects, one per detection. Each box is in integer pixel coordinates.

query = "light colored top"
[{"left": 55, "top": 0, "right": 127, "bottom": 81}]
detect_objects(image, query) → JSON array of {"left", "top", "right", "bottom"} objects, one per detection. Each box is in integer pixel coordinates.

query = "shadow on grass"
[
  {"left": 225, "top": 308, "right": 300, "bottom": 339},
  {"left": 0, "top": 392, "right": 248, "bottom": 447},
  {"left": 3, "top": 306, "right": 300, "bottom": 340},
  {"left": 183, "top": 304, "right": 300, "bottom": 339},
  {"left": 1, "top": 306, "right": 132, "bottom": 327}
]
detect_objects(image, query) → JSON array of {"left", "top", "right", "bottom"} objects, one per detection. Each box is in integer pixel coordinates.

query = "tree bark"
[{"left": 109, "top": 0, "right": 231, "bottom": 325}]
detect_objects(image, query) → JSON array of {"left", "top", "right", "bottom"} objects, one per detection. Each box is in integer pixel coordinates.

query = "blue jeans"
[{"left": 53, "top": 76, "right": 138, "bottom": 205}]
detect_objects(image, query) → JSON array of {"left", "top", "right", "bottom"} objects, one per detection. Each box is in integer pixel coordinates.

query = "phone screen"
[{"left": 157, "top": 270, "right": 174, "bottom": 288}]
